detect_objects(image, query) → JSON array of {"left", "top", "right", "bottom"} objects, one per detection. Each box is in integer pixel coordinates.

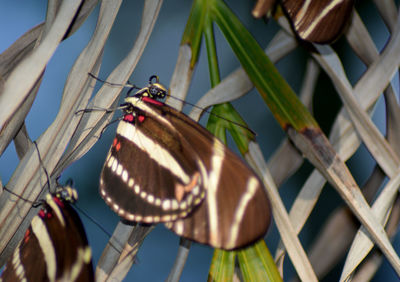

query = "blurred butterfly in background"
[
  {"left": 1, "top": 181, "right": 94, "bottom": 282},
  {"left": 252, "top": 0, "right": 355, "bottom": 44}
]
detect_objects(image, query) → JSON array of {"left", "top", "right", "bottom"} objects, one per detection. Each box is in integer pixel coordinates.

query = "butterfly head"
[
  {"left": 121, "top": 89, "right": 165, "bottom": 125},
  {"left": 132, "top": 75, "right": 168, "bottom": 100},
  {"left": 54, "top": 183, "right": 78, "bottom": 204},
  {"left": 38, "top": 185, "right": 78, "bottom": 221}
]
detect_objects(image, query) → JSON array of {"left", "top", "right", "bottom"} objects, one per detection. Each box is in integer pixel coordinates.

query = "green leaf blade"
[
  {"left": 208, "top": 249, "right": 236, "bottom": 282},
  {"left": 211, "top": 0, "right": 318, "bottom": 131},
  {"left": 238, "top": 240, "right": 282, "bottom": 282}
]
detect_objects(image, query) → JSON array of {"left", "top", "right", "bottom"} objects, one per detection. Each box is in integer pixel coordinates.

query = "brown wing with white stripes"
[
  {"left": 99, "top": 98, "right": 207, "bottom": 223},
  {"left": 282, "top": 0, "right": 354, "bottom": 43},
  {"left": 1, "top": 193, "right": 94, "bottom": 282},
  {"left": 148, "top": 102, "right": 271, "bottom": 250}
]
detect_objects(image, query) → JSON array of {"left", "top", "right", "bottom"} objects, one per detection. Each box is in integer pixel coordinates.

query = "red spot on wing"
[
  {"left": 24, "top": 229, "right": 31, "bottom": 243},
  {"left": 138, "top": 115, "right": 145, "bottom": 123},
  {"left": 116, "top": 142, "right": 121, "bottom": 151},
  {"left": 124, "top": 114, "right": 134, "bottom": 123},
  {"left": 113, "top": 138, "right": 118, "bottom": 147},
  {"left": 39, "top": 210, "right": 45, "bottom": 218}
]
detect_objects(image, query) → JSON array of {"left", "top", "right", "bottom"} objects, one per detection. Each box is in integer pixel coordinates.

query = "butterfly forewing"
[
  {"left": 100, "top": 100, "right": 207, "bottom": 223},
  {"left": 5, "top": 229, "right": 47, "bottom": 281}
]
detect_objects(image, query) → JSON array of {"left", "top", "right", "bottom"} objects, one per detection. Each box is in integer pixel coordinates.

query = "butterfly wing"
[
  {"left": 282, "top": 0, "right": 354, "bottom": 43},
  {"left": 1, "top": 196, "right": 94, "bottom": 282},
  {"left": 100, "top": 101, "right": 207, "bottom": 223},
  {"left": 142, "top": 100, "right": 271, "bottom": 250}
]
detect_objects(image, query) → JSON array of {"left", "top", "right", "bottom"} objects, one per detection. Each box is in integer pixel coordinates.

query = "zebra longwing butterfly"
[
  {"left": 253, "top": 0, "right": 354, "bottom": 43},
  {"left": 99, "top": 76, "right": 271, "bottom": 250},
  {"left": 1, "top": 184, "right": 94, "bottom": 282}
]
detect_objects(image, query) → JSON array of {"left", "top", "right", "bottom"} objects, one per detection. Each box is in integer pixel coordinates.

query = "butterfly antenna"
[
  {"left": 76, "top": 106, "right": 120, "bottom": 115},
  {"left": 73, "top": 204, "right": 112, "bottom": 237},
  {"left": 33, "top": 141, "right": 51, "bottom": 192},
  {"left": 78, "top": 104, "right": 127, "bottom": 140},
  {"left": 165, "top": 95, "right": 256, "bottom": 136},
  {"left": 2, "top": 186, "right": 36, "bottom": 205},
  {"left": 88, "top": 73, "right": 141, "bottom": 91},
  {"left": 73, "top": 204, "right": 124, "bottom": 254},
  {"left": 3, "top": 141, "right": 49, "bottom": 206},
  {"left": 82, "top": 73, "right": 142, "bottom": 113},
  {"left": 89, "top": 74, "right": 256, "bottom": 135}
]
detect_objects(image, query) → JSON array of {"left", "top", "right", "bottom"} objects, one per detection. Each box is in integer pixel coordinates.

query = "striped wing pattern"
[
  {"left": 100, "top": 98, "right": 207, "bottom": 223},
  {"left": 100, "top": 95, "right": 270, "bottom": 249},
  {"left": 1, "top": 192, "right": 94, "bottom": 282},
  {"left": 282, "top": 0, "right": 354, "bottom": 43},
  {"left": 149, "top": 101, "right": 271, "bottom": 249}
]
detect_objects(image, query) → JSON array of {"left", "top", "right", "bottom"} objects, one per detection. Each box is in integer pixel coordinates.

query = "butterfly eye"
[
  {"left": 149, "top": 85, "right": 158, "bottom": 96},
  {"left": 58, "top": 189, "right": 69, "bottom": 200},
  {"left": 147, "top": 84, "right": 167, "bottom": 99},
  {"left": 149, "top": 85, "right": 165, "bottom": 98}
]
